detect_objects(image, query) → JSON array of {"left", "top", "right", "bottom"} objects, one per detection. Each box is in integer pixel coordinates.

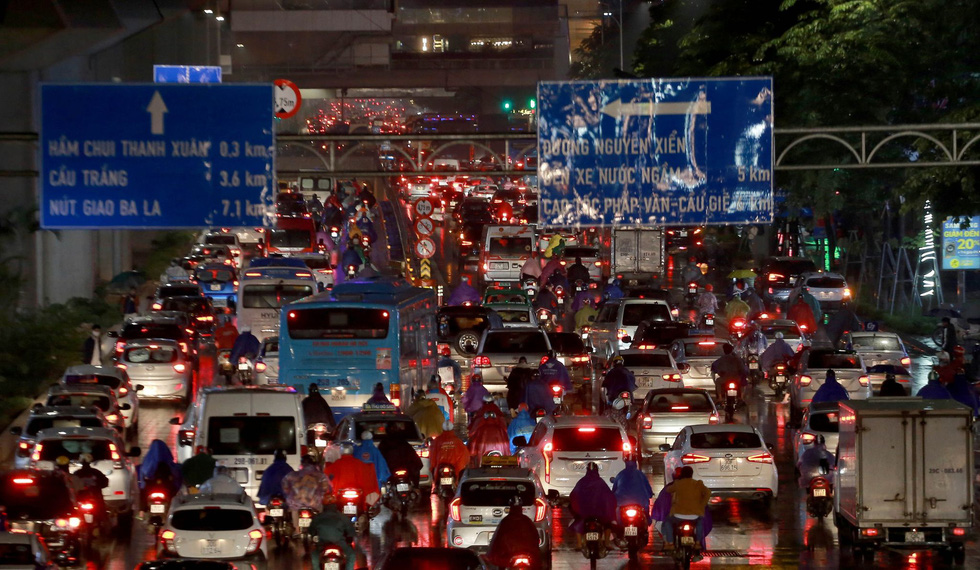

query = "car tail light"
[
  {"left": 571, "top": 355, "right": 590, "bottom": 364},
  {"left": 233, "top": 280, "right": 239, "bottom": 286},
  {"left": 662, "top": 373, "right": 682, "bottom": 382},
  {"left": 901, "top": 357, "right": 911, "bottom": 367},
  {"left": 173, "top": 363, "right": 186, "bottom": 373},
  {"left": 800, "top": 375, "right": 812, "bottom": 387},
  {"left": 858, "top": 375, "right": 869, "bottom": 387},
  {"left": 534, "top": 498, "right": 547, "bottom": 522},
  {"left": 799, "top": 323, "right": 808, "bottom": 332},
  {"left": 116, "top": 363, "right": 127, "bottom": 371},
  {"left": 698, "top": 340, "right": 716, "bottom": 346},
  {"left": 801, "top": 432, "right": 817, "bottom": 445},
  {"left": 109, "top": 442, "right": 121, "bottom": 463},
  {"left": 622, "top": 440, "right": 632, "bottom": 456},
  {"left": 12, "top": 477, "right": 34, "bottom": 485},
  {"left": 768, "top": 273, "right": 784, "bottom": 282},
  {"left": 473, "top": 356, "right": 491, "bottom": 368},
  {"left": 747, "top": 452, "right": 773, "bottom": 464},
  {"left": 861, "top": 528, "right": 879, "bottom": 537},
  {"left": 577, "top": 427, "right": 595, "bottom": 432},
  {"left": 179, "top": 342, "right": 189, "bottom": 354},
  {"left": 118, "top": 386, "right": 128, "bottom": 396},
  {"left": 31, "top": 443, "right": 43, "bottom": 462},
  {"left": 55, "top": 517, "right": 81, "bottom": 529},
  {"left": 543, "top": 442, "right": 553, "bottom": 483},
  {"left": 245, "top": 528, "right": 264, "bottom": 554},
  {"left": 151, "top": 302, "right": 162, "bottom": 310},
  {"left": 115, "top": 340, "right": 126, "bottom": 354},
  {"left": 449, "top": 497, "right": 462, "bottom": 521},
  {"left": 708, "top": 413, "right": 719, "bottom": 424},
  {"left": 670, "top": 405, "right": 689, "bottom": 411},
  {"left": 681, "top": 453, "right": 710, "bottom": 464},
  {"left": 255, "top": 362, "right": 267, "bottom": 373},
  {"left": 842, "top": 287, "right": 851, "bottom": 299},
  {"left": 952, "top": 527, "right": 967, "bottom": 536},
  {"left": 160, "top": 529, "right": 177, "bottom": 553},
  {"left": 636, "top": 344, "right": 656, "bottom": 350},
  {"left": 105, "top": 413, "right": 119, "bottom": 423},
  {"left": 641, "top": 415, "right": 652, "bottom": 429}
]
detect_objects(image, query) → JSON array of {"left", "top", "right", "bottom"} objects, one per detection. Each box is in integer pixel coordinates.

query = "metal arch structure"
[{"left": 774, "top": 123, "right": 980, "bottom": 171}]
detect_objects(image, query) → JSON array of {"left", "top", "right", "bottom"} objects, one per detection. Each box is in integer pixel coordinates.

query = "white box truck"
[
  {"left": 611, "top": 228, "right": 665, "bottom": 287},
  {"left": 834, "top": 398, "right": 973, "bottom": 564}
]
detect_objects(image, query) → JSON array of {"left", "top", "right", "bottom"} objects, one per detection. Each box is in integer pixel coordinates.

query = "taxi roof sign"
[
  {"left": 481, "top": 455, "right": 520, "bottom": 468},
  {"left": 362, "top": 402, "right": 398, "bottom": 413}
]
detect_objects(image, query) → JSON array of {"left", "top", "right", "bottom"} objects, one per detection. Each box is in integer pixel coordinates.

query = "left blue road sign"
[
  {"left": 41, "top": 83, "right": 275, "bottom": 229},
  {"left": 153, "top": 65, "right": 223, "bottom": 84}
]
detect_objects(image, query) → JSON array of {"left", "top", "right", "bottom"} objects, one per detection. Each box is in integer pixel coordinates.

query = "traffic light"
[
  {"left": 528, "top": 98, "right": 536, "bottom": 110},
  {"left": 502, "top": 100, "right": 512, "bottom": 111}
]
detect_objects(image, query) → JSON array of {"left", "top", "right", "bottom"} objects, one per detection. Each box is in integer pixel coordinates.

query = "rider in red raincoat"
[{"left": 467, "top": 402, "right": 510, "bottom": 465}]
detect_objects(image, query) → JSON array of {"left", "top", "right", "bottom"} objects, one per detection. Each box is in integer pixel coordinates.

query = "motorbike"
[
  {"left": 237, "top": 356, "right": 254, "bottom": 385},
  {"left": 549, "top": 383, "right": 566, "bottom": 415},
  {"left": 607, "top": 390, "right": 633, "bottom": 428},
  {"left": 685, "top": 282, "right": 699, "bottom": 308},
  {"left": 554, "top": 284, "right": 567, "bottom": 307},
  {"left": 581, "top": 517, "right": 608, "bottom": 570},
  {"left": 522, "top": 277, "right": 538, "bottom": 299},
  {"left": 768, "top": 362, "right": 790, "bottom": 399},
  {"left": 532, "top": 407, "right": 548, "bottom": 424},
  {"left": 216, "top": 349, "right": 234, "bottom": 383},
  {"left": 265, "top": 495, "right": 291, "bottom": 548},
  {"left": 807, "top": 476, "right": 834, "bottom": 518},
  {"left": 574, "top": 279, "right": 588, "bottom": 294},
  {"left": 328, "top": 226, "right": 341, "bottom": 245},
  {"left": 77, "top": 489, "right": 110, "bottom": 541},
  {"left": 384, "top": 470, "right": 418, "bottom": 518},
  {"left": 147, "top": 488, "right": 171, "bottom": 542},
  {"left": 717, "top": 377, "right": 741, "bottom": 423},
  {"left": 619, "top": 504, "right": 649, "bottom": 562},
  {"left": 699, "top": 312, "right": 715, "bottom": 330},
  {"left": 435, "top": 463, "right": 457, "bottom": 501},
  {"left": 578, "top": 324, "right": 591, "bottom": 342},
  {"left": 746, "top": 353, "right": 763, "bottom": 384},
  {"left": 339, "top": 488, "right": 377, "bottom": 534},
  {"left": 729, "top": 316, "right": 748, "bottom": 341},
  {"left": 297, "top": 507, "right": 318, "bottom": 548},
  {"left": 537, "top": 308, "right": 557, "bottom": 332},
  {"left": 505, "top": 554, "right": 535, "bottom": 569},
  {"left": 671, "top": 518, "right": 701, "bottom": 570},
  {"left": 345, "top": 264, "right": 358, "bottom": 280},
  {"left": 316, "top": 541, "right": 348, "bottom": 570},
  {"left": 307, "top": 423, "right": 331, "bottom": 468}
]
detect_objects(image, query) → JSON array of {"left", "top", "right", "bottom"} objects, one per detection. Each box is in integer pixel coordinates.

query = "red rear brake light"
[
  {"left": 473, "top": 356, "right": 491, "bottom": 368},
  {"left": 543, "top": 442, "right": 553, "bottom": 483},
  {"left": 449, "top": 497, "right": 462, "bottom": 521},
  {"left": 747, "top": 452, "right": 773, "bottom": 464},
  {"left": 577, "top": 427, "right": 595, "bottom": 432},
  {"left": 800, "top": 375, "right": 812, "bottom": 386},
  {"left": 768, "top": 273, "right": 784, "bottom": 282},
  {"left": 641, "top": 415, "right": 652, "bottom": 429},
  {"left": 858, "top": 375, "right": 869, "bottom": 387},
  {"left": 901, "top": 357, "right": 911, "bottom": 367},
  {"left": 681, "top": 453, "right": 710, "bottom": 464},
  {"left": 534, "top": 498, "right": 547, "bottom": 522},
  {"left": 149, "top": 491, "right": 166, "bottom": 500},
  {"left": 342, "top": 490, "right": 359, "bottom": 499},
  {"left": 801, "top": 432, "right": 816, "bottom": 444},
  {"left": 670, "top": 405, "right": 689, "bottom": 411},
  {"left": 12, "top": 477, "right": 34, "bottom": 485},
  {"left": 173, "top": 363, "right": 186, "bottom": 373}
]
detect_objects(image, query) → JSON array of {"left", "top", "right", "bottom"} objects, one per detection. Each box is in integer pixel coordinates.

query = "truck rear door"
[
  {"left": 636, "top": 229, "right": 663, "bottom": 273},
  {"left": 859, "top": 415, "right": 912, "bottom": 523},
  {"left": 613, "top": 231, "right": 638, "bottom": 273},
  {"left": 917, "top": 414, "right": 973, "bottom": 523}
]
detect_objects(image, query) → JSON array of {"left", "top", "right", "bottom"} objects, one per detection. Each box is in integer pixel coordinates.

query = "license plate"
[
  {"left": 210, "top": 284, "right": 222, "bottom": 291},
  {"left": 705, "top": 318, "right": 714, "bottom": 326},
  {"left": 330, "top": 392, "right": 346, "bottom": 401},
  {"left": 490, "top": 262, "right": 508, "bottom": 270},
  {"left": 238, "top": 363, "right": 250, "bottom": 370},
  {"left": 812, "top": 488, "right": 827, "bottom": 497},
  {"left": 585, "top": 532, "right": 600, "bottom": 541},
  {"left": 325, "top": 563, "right": 340, "bottom": 570},
  {"left": 749, "top": 362, "right": 759, "bottom": 369},
  {"left": 396, "top": 483, "right": 410, "bottom": 492},
  {"left": 680, "top": 536, "right": 695, "bottom": 545},
  {"left": 727, "top": 389, "right": 738, "bottom": 397},
  {"left": 440, "top": 477, "right": 453, "bottom": 485},
  {"left": 553, "top": 396, "right": 562, "bottom": 404},
  {"left": 625, "top": 526, "right": 638, "bottom": 537},
  {"left": 343, "top": 504, "right": 357, "bottom": 515},
  {"left": 720, "top": 459, "right": 738, "bottom": 472},
  {"left": 315, "top": 439, "right": 327, "bottom": 447},
  {"left": 776, "top": 375, "right": 785, "bottom": 383},
  {"left": 269, "top": 508, "right": 283, "bottom": 517},
  {"left": 150, "top": 504, "right": 166, "bottom": 513},
  {"left": 202, "top": 540, "right": 221, "bottom": 555},
  {"left": 299, "top": 518, "right": 312, "bottom": 528},
  {"left": 906, "top": 531, "right": 925, "bottom": 543}
]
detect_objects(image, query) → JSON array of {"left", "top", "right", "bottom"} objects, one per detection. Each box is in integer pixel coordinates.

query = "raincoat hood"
[{"left": 141, "top": 439, "right": 176, "bottom": 480}]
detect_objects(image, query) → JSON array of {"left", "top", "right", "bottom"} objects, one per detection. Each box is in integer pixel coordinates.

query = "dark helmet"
[
  {"left": 586, "top": 461, "right": 599, "bottom": 473},
  {"left": 885, "top": 372, "right": 896, "bottom": 383},
  {"left": 815, "top": 435, "right": 826, "bottom": 446},
  {"left": 509, "top": 495, "right": 524, "bottom": 508},
  {"left": 308, "top": 383, "right": 320, "bottom": 396},
  {"left": 274, "top": 449, "right": 288, "bottom": 462}
]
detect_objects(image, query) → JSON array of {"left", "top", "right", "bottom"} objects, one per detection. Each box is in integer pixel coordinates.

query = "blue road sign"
[
  {"left": 153, "top": 65, "right": 222, "bottom": 83},
  {"left": 536, "top": 77, "right": 774, "bottom": 227},
  {"left": 41, "top": 84, "right": 275, "bottom": 229},
  {"left": 942, "top": 216, "right": 980, "bottom": 270}
]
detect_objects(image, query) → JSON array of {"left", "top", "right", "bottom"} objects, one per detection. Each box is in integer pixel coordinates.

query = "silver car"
[
  {"left": 10, "top": 406, "right": 110, "bottom": 469},
  {"left": 789, "top": 349, "right": 869, "bottom": 426},
  {"left": 60, "top": 365, "right": 140, "bottom": 436},
  {"left": 473, "top": 327, "right": 552, "bottom": 389},
  {"left": 840, "top": 331, "right": 910, "bottom": 369},
  {"left": 121, "top": 339, "right": 193, "bottom": 404},
  {"left": 609, "top": 349, "right": 686, "bottom": 403},
  {"left": 791, "top": 271, "right": 851, "bottom": 312},
  {"left": 636, "top": 388, "right": 718, "bottom": 456},
  {"left": 158, "top": 492, "right": 267, "bottom": 569},
  {"left": 256, "top": 337, "right": 280, "bottom": 385},
  {"left": 792, "top": 402, "right": 841, "bottom": 466},
  {"left": 670, "top": 337, "right": 733, "bottom": 391}
]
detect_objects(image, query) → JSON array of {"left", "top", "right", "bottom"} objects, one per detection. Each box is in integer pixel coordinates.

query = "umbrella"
[
  {"left": 727, "top": 269, "right": 757, "bottom": 279},
  {"left": 106, "top": 270, "right": 146, "bottom": 293}
]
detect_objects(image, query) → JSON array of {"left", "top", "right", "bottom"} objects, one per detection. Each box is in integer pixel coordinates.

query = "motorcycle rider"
[
  {"left": 709, "top": 344, "right": 749, "bottom": 402},
  {"left": 424, "top": 376, "right": 454, "bottom": 423},
  {"left": 601, "top": 355, "right": 637, "bottom": 408},
  {"left": 603, "top": 277, "right": 624, "bottom": 302},
  {"left": 310, "top": 496, "right": 364, "bottom": 570},
  {"left": 467, "top": 397, "right": 511, "bottom": 463},
  {"left": 539, "top": 351, "right": 572, "bottom": 392},
  {"left": 75, "top": 453, "right": 110, "bottom": 533},
  {"left": 200, "top": 462, "right": 246, "bottom": 495},
  {"left": 797, "top": 434, "right": 836, "bottom": 487},
  {"left": 612, "top": 459, "right": 654, "bottom": 525},
  {"left": 229, "top": 325, "right": 260, "bottom": 371},
  {"left": 811, "top": 369, "right": 850, "bottom": 404},
  {"left": 407, "top": 391, "right": 445, "bottom": 439},
  {"left": 681, "top": 258, "right": 702, "bottom": 287},
  {"left": 566, "top": 256, "right": 591, "bottom": 285},
  {"left": 569, "top": 462, "right": 618, "bottom": 548},
  {"left": 462, "top": 374, "right": 491, "bottom": 425},
  {"left": 180, "top": 448, "right": 216, "bottom": 491},
  {"left": 724, "top": 295, "right": 750, "bottom": 322},
  {"left": 506, "top": 357, "right": 534, "bottom": 414},
  {"left": 520, "top": 249, "right": 543, "bottom": 283},
  {"left": 696, "top": 284, "right": 719, "bottom": 321},
  {"left": 743, "top": 326, "right": 768, "bottom": 358},
  {"left": 574, "top": 296, "right": 599, "bottom": 332},
  {"left": 366, "top": 382, "right": 393, "bottom": 405},
  {"left": 437, "top": 346, "right": 463, "bottom": 393},
  {"left": 507, "top": 404, "right": 536, "bottom": 454},
  {"left": 939, "top": 316, "right": 959, "bottom": 355},
  {"left": 664, "top": 466, "right": 711, "bottom": 559},
  {"left": 379, "top": 425, "right": 424, "bottom": 488},
  {"left": 281, "top": 455, "right": 332, "bottom": 530},
  {"left": 878, "top": 371, "right": 908, "bottom": 397},
  {"left": 429, "top": 420, "right": 470, "bottom": 480},
  {"left": 353, "top": 431, "right": 390, "bottom": 492},
  {"left": 760, "top": 331, "right": 795, "bottom": 372},
  {"left": 303, "top": 383, "right": 337, "bottom": 436},
  {"left": 323, "top": 443, "right": 381, "bottom": 507},
  {"left": 539, "top": 254, "right": 564, "bottom": 286},
  {"left": 917, "top": 369, "right": 953, "bottom": 399},
  {"left": 788, "top": 295, "right": 817, "bottom": 334},
  {"left": 257, "top": 450, "right": 294, "bottom": 506},
  {"left": 162, "top": 258, "right": 190, "bottom": 283},
  {"left": 446, "top": 275, "right": 481, "bottom": 306},
  {"left": 340, "top": 238, "right": 363, "bottom": 275},
  {"left": 138, "top": 439, "right": 182, "bottom": 513},
  {"left": 799, "top": 287, "right": 823, "bottom": 325},
  {"left": 485, "top": 496, "right": 545, "bottom": 570},
  {"left": 214, "top": 317, "right": 239, "bottom": 350}
]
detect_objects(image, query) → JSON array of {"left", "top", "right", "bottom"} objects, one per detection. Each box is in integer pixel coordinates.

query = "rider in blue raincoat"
[
  {"left": 352, "top": 431, "right": 390, "bottom": 491},
  {"left": 810, "top": 369, "right": 850, "bottom": 405},
  {"left": 340, "top": 241, "right": 363, "bottom": 272},
  {"left": 447, "top": 277, "right": 481, "bottom": 306},
  {"left": 257, "top": 449, "right": 294, "bottom": 505},
  {"left": 507, "top": 404, "right": 536, "bottom": 454},
  {"left": 603, "top": 278, "right": 624, "bottom": 302},
  {"left": 612, "top": 460, "right": 654, "bottom": 520},
  {"left": 760, "top": 332, "right": 795, "bottom": 372},
  {"left": 229, "top": 326, "right": 260, "bottom": 365},
  {"left": 537, "top": 353, "right": 572, "bottom": 392},
  {"left": 917, "top": 370, "right": 953, "bottom": 399}
]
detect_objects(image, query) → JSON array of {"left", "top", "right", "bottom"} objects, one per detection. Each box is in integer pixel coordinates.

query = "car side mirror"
[
  {"left": 9, "top": 426, "right": 22, "bottom": 436},
  {"left": 135, "top": 384, "right": 144, "bottom": 391},
  {"left": 622, "top": 336, "right": 631, "bottom": 344},
  {"left": 169, "top": 417, "right": 182, "bottom": 426},
  {"left": 128, "top": 447, "right": 142, "bottom": 457},
  {"left": 120, "top": 403, "right": 132, "bottom": 411},
  {"left": 512, "top": 436, "right": 528, "bottom": 448},
  {"left": 659, "top": 443, "right": 672, "bottom": 452}
]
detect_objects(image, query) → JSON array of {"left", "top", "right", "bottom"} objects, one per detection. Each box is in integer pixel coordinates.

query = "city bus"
[
  {"left": 237, "top": 259, "right": 317, "bottom": 342},
  {"left": 277, "top": 276, "right": 437, "bottom": 418}
]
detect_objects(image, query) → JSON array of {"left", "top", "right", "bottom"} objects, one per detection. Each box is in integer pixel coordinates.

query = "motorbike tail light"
[
  {"left": 152, "top": 302, "right": 162, "bottom": 310},
  {"left": 708, "top": 413, "right": 720, "bottom": 424},
  {"left": 341, "top": 489, "right": 360, "bottom": 501},
  {"left": 952, "top": 527, "right": 967, "bottom": 536},
  {"left": 395, "top": 470, "right": 407, "bottom": 476},
  {"left": 801, "top": 432, "right": 817, "bottom": 444},
  {"left": 149, "top": 491, "right": 167, "bottom": 501},
  {"left": 799, "top": 324, "right": 808, "bottom": 332},
  {"left": 623, "top": 506, "right": 640, "bottom": 519},
  {"left": 324, "top": 546, "right": 342, "bottom": 557},
  {"left": 473, "top": 356, "right": 491, "bottom": 368},
  {"left": 80, "top": 501, "right": 95, "bottom": 511},
  {"left": 55, "top": 517, "right": 80, "bottom": 529},
  {"left": 800, "top": 375, "right": 812, "bottom": 387},
  {"left": 681, "top": 453, "right": 710, "bottom": 464},
  {"left": 747, "top": 452, "right": 773, "bottom": 464},
  {"left": 543, "top": 442, "right": 553, "bottom": 483},
  {"left": 901, "top": 357, "right": 911, "bottom": 367},
  {"left": 246, "top": 529, "right": 263, "bottom": 554},
  {"left": 811, "top": 477, "right": 830, "bottom": 489},
  {"left": 732, "top": 319, "right": 746, "bottom": 329},
  {"left": 858, "top": 375, "right": 870, "bottom": 387},
  {"left": 173, "top": 363, "right": 186, "bottom": 373},
  {"left": 255, "top": 362, "right": 267, "bottom": 373},
  {"left": 417, "top": 448, "right": 430, "bottom": 458},
  {"left": 728, "top": 382, "right": 737, "bottom": 390},
  {"left": 552, "top": 385, "right": 563, "bottom": 394},
  {"left": 300, "top": 510, "right": 312, "bottom": 519},
  {"left": 449, "top": 497, "right": 462, "bottom": 521},
  {"left": 641, "top": 415, "right": 652, "bottom": 429},
  {"left": 269, "top": 498, "right": 282, "bottom": 507}
]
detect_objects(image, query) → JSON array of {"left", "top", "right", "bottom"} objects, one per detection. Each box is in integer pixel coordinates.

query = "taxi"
[
  {"left": 328, "top": 402, "right": 432, "bottom": 488},
  {"left": 447, "top": 456, "right": 551, "bottom": 558}
]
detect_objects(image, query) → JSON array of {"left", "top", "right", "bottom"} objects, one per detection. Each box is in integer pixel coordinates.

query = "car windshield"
[
  {"left": 759, "top": 325, "right": 801, "bottom": 340},
  {"left": 287, "top": 308, "right": 389, "bottom": 340},
  {"left": 461, "top": 480, "right": 535, "bottom": 507},
  {"left": 770, "top": 259, "right": 817, "bottom": 275},
  {"left": 0, "top": 476, "right": 74, "bottom": 520},
  {"left": 276, "top": 201, "right": 307, "bottom": 216},
  {"left": 563, "top": 247, "right": 598, "bottom": 259},
  {"left": 301, "top": 257, "right": 332, "bottom": 270},
  {"left": 159, "top": 286, "right": 200, "bottom": 298},
  {"left": 162, "top": 298, "right": 211, "bottom": 313},
  {"left": 38, "top": 438, "right": 112, "bottom": 462},
  {"left": 122, "top": 323, "right": 184, "bottom": 341},
  {"left": 125, "top": 345, "right": 178, "bottom": 363},
  {"left": 481, "top": 331, "right": 549, "bottom": 353},
  {"left": 683, "top": 341, "right": 728, "bottom": 358},
  {"left": 809, "top": 353, "right": 862, "bottom": 369},
  {"left": 63, "top": 373, "right": 122, "bottom": 390},
  {"left": 690, "top": 431, "right": 762, "bottom": 449},
  {"left": 488, "top": 237, "right": 532, "bottom": 256},
  {"left": 622, "top": 303, "right": 670, "bottom": 326},
  {"left": 810, "top": 411, "right": 840, "bottom": 433},
  {"left": 547, "top": 333, "right": 586, "bottom": 355},
  {"left": 483, "top": 291, "right": 527, "bottom": 304},
  {"left": 207, "top": 417, "right": 296, "bottom": 455},
  {"left": 205, "top": 235, "right": 237, "bottom": 246},
  {"left": 437, "top": 313, "right": 491, "bottom": 340},
  {"left": 25, "top": 416, "right": 104, "bottom": 436},
  {"left": 353, "top": 419, "right": 422, "bottom": 442},
  {"left": 495, "top": 309, "right": 532, "bottom": 325},
  {"left": 195, "top": 267, "right": 236, "bottom": 283},
  {"left": 46, "top": 394, "right": 111, "bottom": 411},
  {"left": 269, "top": 229, "right": 311, "bottom": 248},
  {"left": 850, "top": 335, "right": 902, "bottom": 351},
  {"left": 240, "top": 284, "right": 314, "bottom": 309},
  {"left": 0, "top": 543, "right": 34, "bottom": 564},
  {"left": 633, "top": 324, "right": 691, "bottom": 346},
  {"left": 645, "top": 392, "right": 714, "bottom": 413},
  {"left": 807, "top": 276, "right": 846, "bottom": 288},
  {"left": 551, "top": 427, "right": 623, "bottom": 452},
  {"left": 170, "top": 508, "right": 254, "bottom": 531},
  {"left": 622, "top": 353, "right": 673, "bottom": 368}
]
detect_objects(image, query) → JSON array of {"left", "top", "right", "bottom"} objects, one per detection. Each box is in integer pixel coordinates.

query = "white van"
[
  {"left": 172, "top": 386, "right": 305, "bottom": 503},
  {"left": 479, "top": 225, "right": 535, "bottom": 286}
]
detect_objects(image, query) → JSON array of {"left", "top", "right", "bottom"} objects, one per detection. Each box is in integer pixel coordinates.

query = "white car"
[
  {"left": 609, "top": 349, "right": 685, "bottom": 403},
  {"left": 121, "top": 339, "right": 193, "bottom": 404},
  {"left": 790, "top": 271, "right": 851, "bottom": 313},
  {"left": 669, "top": 337, "right": 733, "bottom": 391},
  {"left": 516, "top": 415, "right": 630, "bottom": 499},
  {"left": 256, "top": 337, "right": 280, "bottom": 385},
  {"left": 840, "top": 331, "right": 910, "bottom": 369},
  {"left": 158, "top": 492, "right": 267, "bottom": 569},
  {"left": 661, "top": 424, "right": 777, "bottom": 507},
  {"left": 0, "top": 530, "right": 56, "bottom": 569},
  {"left": 60, "top": 364, "right": 140, "bottom": 435},
  {"left": 31, "top": 426, "right": 141, "bottom": 522},
  {"left": 789, "top": 348, "right": 869, "bottom": 426},
  {"left": 792, "top": 402, "right": 841, "bottom": 466}
]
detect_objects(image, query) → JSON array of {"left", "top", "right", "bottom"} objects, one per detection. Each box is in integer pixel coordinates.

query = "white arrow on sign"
[
  {"left": 147, "top": 91, "right": 168, "bottom": 135},
  {"left": 600, "top": 98, "right": 711, "bottom": 118}
]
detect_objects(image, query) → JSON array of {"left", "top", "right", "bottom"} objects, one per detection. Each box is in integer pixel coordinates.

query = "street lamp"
[{"left": 600, "top": 0, "right": 624, "bottom": 70}]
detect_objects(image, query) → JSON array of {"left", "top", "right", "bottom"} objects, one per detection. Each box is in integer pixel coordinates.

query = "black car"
[
  {"left": 158, "top": 295, "right": 216, "bottom": 340},
  {"left": 111, "top": 314, "right": 197, "bottom": 366},
  {"left": 153, "top": 282, "right": 205, "bottom": 307},
  {"left": 437, "top": 305, "right": 504, "bottom": 359},
  {"left": 0, "top": 470, "right": 89, "bottom": 566},
  {"left": 629, "top": 320, "right": 694, "bottom": 349},
  {"left": 756, "top": 256, "right": 818, "bottom": 307}
]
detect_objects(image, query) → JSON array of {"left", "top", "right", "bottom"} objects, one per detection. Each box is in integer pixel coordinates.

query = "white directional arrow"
[
  {"left": 601, "top": 98, "right": 711, "bottom": 118},
  {"left": 147, "top": 91, "right": 168, "bottom": 135}
]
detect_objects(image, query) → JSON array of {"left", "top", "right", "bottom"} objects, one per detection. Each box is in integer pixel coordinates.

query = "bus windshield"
[
  {"left": 241, "top": 284, "right": 314, "bottom": 309},
  {"left": 287, "top": 308, "right": 390, "bottom": 339}
]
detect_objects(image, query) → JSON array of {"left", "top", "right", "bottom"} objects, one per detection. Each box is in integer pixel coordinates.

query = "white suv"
[
  {"left": 516, "top": 415, "right": 631, "bottom": 499},
  {"left": 158, "top": 492, "right": 267, "bottom": 569},
  {"left": 591, "top": 298, "right": 673, "bottom": 360}
]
